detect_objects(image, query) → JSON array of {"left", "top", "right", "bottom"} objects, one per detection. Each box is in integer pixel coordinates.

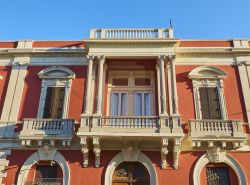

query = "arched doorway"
[
  {"left": 112, "top": 162, "right": 150, "bottom": 185},
  {"left": 17, "top": 150, "right": 70, "bottom": 185},
  {"left": 26, "top": 160, "right": 63, "bottom": 185}
]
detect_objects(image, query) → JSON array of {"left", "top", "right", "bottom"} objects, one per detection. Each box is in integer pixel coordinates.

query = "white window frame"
[
  {"left": 107, "top": 71, "right": 155, "bottom": 116},
  {"left": 37, "top": 66, "right": 75, "bottom": 119},
  {"left": 188, "top": 66, "right": 227, "bottom": 120}
]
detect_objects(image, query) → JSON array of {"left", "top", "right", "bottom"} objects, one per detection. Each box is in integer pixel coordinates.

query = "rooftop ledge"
[{"left": 89, "top": 28, "right": 174, "bottom": 39}]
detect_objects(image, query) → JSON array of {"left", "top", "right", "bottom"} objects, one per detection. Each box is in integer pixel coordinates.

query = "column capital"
[
  {"left": 96, "top": 55, "right": 105, "bottom": 63},
  {"left": 157, "top": 55, "right": 166, "bottom": 62},
  {"left": 86, "top": 55, "right": 95, "bottom": 62},
  {"left": 167, "top": 54, "right": 176, "bottom": 62}
]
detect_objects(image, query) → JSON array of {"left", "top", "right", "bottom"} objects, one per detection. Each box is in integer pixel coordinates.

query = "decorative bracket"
[
  {"left": 80, "top": 137, "right": 89, "bottom": 167},
  {"left": 161, "top": 137, "right": 168, "bottom": 169},
  {"left": 93, "top": 136, "right": 101, "bottom": 167},
  {"left": 173, "top": 138, "right": 182, "bottom": 169},
  {"left": 206, "top": 147, "right": 226, "bottom": 163}
]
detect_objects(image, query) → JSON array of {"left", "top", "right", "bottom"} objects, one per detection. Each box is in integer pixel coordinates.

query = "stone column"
[
  {"left": 96, "top": 55, "right": 105, "bottom": 115},
  {"left": 156, "top": 64, "right": 162, "bottom": 115},
  {"left": 84, "top": 55, "right": 95, "bottom": 114},
  {"left": 169, "top": 55, "right": 182, "bottom": 132},
  {"left": 169, "top": 55, "right": 179, "bottom": 115},
  {"left": 157, "top": 55, "right": 168, "bottom": 115}
]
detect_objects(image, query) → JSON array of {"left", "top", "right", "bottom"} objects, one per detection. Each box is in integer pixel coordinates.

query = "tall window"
[
  {"left": 134, "top": 92, "right": 152, "bottom": 116},
  {"left": 199, "top": 87, "right": 221, "bottom": 119},
  {"left": 206, "top": 167, "right": 230, "bottom": 185},
  {"left": 37, "top": 66, "right": 75, "bottom": 119},
  {"left": 108, "top": 71, "right": 155, "bottom": 116},
  {"left": 111, "top": 92, "right": 128, "bottom": 116},
  {"left": 188, "top": 66, "right": 227, "bottom": 120},
  {"left": 43, "top": 87, "right": 65, "bottom": 119}
]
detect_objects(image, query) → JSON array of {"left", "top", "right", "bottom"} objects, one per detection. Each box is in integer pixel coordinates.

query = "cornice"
[
  {"left": 0, "top": 48, "right": 87, "bottom": 55},
  {"left": 84, "top": 38, "right": 179, "bottom": 43}
]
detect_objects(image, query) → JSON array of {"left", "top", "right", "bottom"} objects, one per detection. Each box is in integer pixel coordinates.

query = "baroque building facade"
[{"left": 0, "top": 28, "right": 249, "bottom": 185}]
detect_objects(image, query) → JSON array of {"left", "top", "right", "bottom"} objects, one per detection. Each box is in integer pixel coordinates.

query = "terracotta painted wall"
[
  {"left": 4, "top": 150, "right": 249, "bottom": 185},
  {"left": 176, "top": 65, "right": 247, "bottom": 123},
  {"left": 0, "top": 66, "right": 11, "bottom": 118},
  {"left": 17, "top": 66, "right": 87, "bottom": 122}
]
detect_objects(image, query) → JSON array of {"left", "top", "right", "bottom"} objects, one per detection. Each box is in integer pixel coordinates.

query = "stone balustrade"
[
  {"left": 19, "top": 119, "right": 74, "bottom": 146},
  {"left": 189, "top": 119, "right": 246, "bottom": 148},
  {"left": 97, "top": 116, "right": 160, "bottom": 128},
  {"left": 90, "top": 28, "right": 174, "bottom": 39},
  {"left": 79, "top": 115, "right": 183, "bottom": 136}
]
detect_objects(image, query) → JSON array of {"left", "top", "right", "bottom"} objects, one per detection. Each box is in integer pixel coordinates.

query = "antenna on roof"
[{"left": 170, "top": 18, "right": 173, "bottom": 29}]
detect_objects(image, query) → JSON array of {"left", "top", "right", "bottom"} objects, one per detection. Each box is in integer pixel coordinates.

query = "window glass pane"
[
  {"left": 121, "top": 93, "right": 128, "bottom": 116},
  {"left": 134, "top": 93, "right": 142, "bottom": 116},
  {"left": 206, "top": 167, "right": 230, "bottom": 185},
  {"left": 111, "top": 93, "right": 119, "bottom": 116},
  {"left": 144, "top": 93, "right": 152, "bottom": 116}
]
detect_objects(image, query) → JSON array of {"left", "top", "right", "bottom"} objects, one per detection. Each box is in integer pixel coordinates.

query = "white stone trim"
[
  {"left": 17, "top": 150, "right": 70, "bottom": 185},
  {"left": 37, "top": 66, "right": 75, "bottom": 118},
  {"left": 188, "top": 66, "right": 227, "bottom": 120},
  {"left": 104, "top": 151, "right": 157, "bottom": 185},
  {"left": 193, "top": 152, "right": 247, "bottom": 185},
  {"left": 237, "top": 61, "right": 250, "bottom": 123}
]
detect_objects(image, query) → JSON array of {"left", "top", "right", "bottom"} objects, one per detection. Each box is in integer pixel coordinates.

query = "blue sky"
[{"left": 0, "top": 0, "right": 250, "bottom": 40}]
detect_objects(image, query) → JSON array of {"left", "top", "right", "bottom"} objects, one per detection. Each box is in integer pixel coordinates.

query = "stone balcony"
[
  {"left": 19, "top": 119, "right": 74, "bottom": 147},
  {"left": 89, "top": 28, "right": 174, "bottom": 39},
  {"left": 78, "top": 115, "right": 184, "bottom": 169},
  {"left": 189, "top": 119, "right": 246, "bottom": 148},
  {"left": 78, "top": 115, "right": 183, "bottom": 137}
]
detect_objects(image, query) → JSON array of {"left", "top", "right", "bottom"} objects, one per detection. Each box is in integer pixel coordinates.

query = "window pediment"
[
  {"left": 188, "top": 66, "right": 227, "bottom": 79},
  {"left": 38, "top": 66, "right": 75, "bottom": 79}
]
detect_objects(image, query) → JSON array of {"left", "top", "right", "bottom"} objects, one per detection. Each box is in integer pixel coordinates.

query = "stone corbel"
[
  {"left": 173, "top": 138, "right": 181, "bottom": 169},
  {"left": 93, "top": 136, "right": 101, "bottom": 167},
  {"left": 206, "top": 147, "right": 226, "bottom": 163},
  {"left": 161, "top": 137, "right": 168, "bottom": 169},
  {"left": 80, "top": 137, "right": 89, "bottom": 167}
]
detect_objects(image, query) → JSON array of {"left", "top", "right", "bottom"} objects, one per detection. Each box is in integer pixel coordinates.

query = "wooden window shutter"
[
  {"left": 208, "top": 88, "right": 221, "bottom": 119},
  {"left": 43, "top": 87, "right": 65, "bottom": 119},
  {"left": 199, "top": 87, "right": 221, "bottom": 119},
  {"left": 199, "top": 88, "right": 210, "bottom": 119},
  {"left": 43, "top": 87, "right": 53, "bottom": 118}
]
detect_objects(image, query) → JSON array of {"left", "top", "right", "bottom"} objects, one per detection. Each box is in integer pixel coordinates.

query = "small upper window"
[
  {"left": 188, "top": 66, "right": 227, "bottom": 120},
  {"left": 37, "top": 66, "right": 75, "bottom": 119}
]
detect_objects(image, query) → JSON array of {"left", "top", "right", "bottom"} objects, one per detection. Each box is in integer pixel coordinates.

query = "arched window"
[
  {"left": 188, "top": 66, "right": 227, "bottom": 120},
  {"left": 112, "top": 162, "right": 150, "bottom": 185},
  {"left": 37, "top": 66, "right": 75, "bottom": 119}
]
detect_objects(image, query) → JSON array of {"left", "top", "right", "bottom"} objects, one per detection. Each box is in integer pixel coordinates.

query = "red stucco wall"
[
  {"left": 5, "top": 150, "right": 250, "bottom": 185},
  {"left": 17, "top": 66, "right": 86, "bottom": 122},
  {"left": 176, "top": 65, "right": 247, "bottom": 123}
]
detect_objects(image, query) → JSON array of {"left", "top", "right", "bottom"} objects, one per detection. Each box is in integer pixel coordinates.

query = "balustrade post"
[{"left": 232, "top": 121, "right": 244, "bottom": 137}]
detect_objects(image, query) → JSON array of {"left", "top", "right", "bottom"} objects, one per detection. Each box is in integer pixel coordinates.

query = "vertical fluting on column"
[
  {"left": 157, "top": 55, "right": 168, "bottom": 115},
  {"left": 96, "top": 55, "right": 105, "bottom": 115},
  {"left": 84, "top": 55, "right": 95, "bottom": 114},
  {"left": 169, "top": 55, "right": 179, "bottom": 115}
]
